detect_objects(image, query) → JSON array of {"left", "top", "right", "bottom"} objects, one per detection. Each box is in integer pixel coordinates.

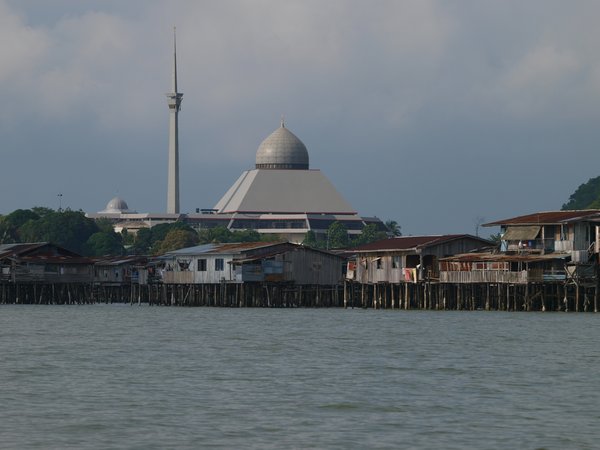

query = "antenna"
[{"left": 173, "top": 26, "right": 178, "bottom": 94}]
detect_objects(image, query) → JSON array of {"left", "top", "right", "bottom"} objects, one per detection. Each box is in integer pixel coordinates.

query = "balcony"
[
  {"left": 504, "top": 238, "right": 574, "bottom": 254},
  {"left": 439, "top": 267, "right": 565, "bottom": 284}
]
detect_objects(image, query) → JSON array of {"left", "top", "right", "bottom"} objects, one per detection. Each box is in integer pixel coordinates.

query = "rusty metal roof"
[
  {"left": 484, "top": 210, "right": 600, "bottom": 226},
  {"left": 17, "top": 255, "right": 93, "bottom": 264},
  {"left": 353, "top": 235, "right": 491, "bottom": 253},
  {"left": 0, "top": 243, "right": 47, "bottom": 258},
  {"left": 0, "top": 242, "right": 85, "bottom": 261}
]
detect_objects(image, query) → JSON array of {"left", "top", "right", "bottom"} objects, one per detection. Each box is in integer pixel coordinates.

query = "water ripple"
[{"left": 0, "top": 306, "right": 599, "bottom": 449}]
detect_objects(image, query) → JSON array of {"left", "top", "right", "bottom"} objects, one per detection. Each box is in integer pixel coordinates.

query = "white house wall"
[{"left": 164, "top": 254, "right": 238, "bottom": 284}]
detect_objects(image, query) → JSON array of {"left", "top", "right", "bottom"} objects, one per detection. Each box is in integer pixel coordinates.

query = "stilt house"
[
  {"left": 92, "top": 256, "right": 149, "bottom": 286},
  {"left": 349, "top": 235, "right": 493, "bottom": 284},
  {"left": 439, "top": 252, "right": 570, "bottom": 284},
  {"left": 437, "top": 209, "right": 600, "bottom": 285},
  {"left": 159, "top": 241, "right": 345, "bottom": 285},
  {"left": 0, "top": 243, "right": 93, "bottom": 283},
  {"left": 484, "top": 210, "right": 600, "bottom": 262}
]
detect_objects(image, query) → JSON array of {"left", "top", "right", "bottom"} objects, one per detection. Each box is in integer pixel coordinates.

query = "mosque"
[{"left": 88, "top": 34, "right": 385, "bottom": 243}]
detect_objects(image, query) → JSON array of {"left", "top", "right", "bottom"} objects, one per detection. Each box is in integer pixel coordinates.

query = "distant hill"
[{"left": 562, "top": 176, "right": 600, "bottom": 210}]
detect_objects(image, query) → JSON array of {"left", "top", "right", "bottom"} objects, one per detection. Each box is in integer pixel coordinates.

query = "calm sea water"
[{"left": 0, "top": 306, "right": 598, "bottom": 450}]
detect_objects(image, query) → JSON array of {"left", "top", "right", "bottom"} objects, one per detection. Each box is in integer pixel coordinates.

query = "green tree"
[
  {"left": 5, "top": 209, "right": 41, "bottom": 228},
  {"left": 0, "top": 209, "right": 41, "bottom": 243},
  {"left": 120, "top": 229, "right": 135, "bottom": 246},
  {"left": 562, "top": 175, "right": 600, "bottom": 210},
  {"left": 131, "top": 222, "right": 196, "bottom": 255},
  {"left": 30, "top": 206, "right": 54, "bottom": 218},
  {"left": 18, "top": 210, "right": 99, "bottom": 254},
  {"left": 198, "top": 226, "right": 233, "bottom": 244},
  {"left": 385, "top": 220, "right": 402, "bottom": 236},
  {"left": 155, "top": 229, "right": 199, "bottom": 254},
  {"left": 258, "top": 233, "right": 281, "bottom": 243},
  {"left": 327, "top": 221, "right": 349, "bottom": 249},
  {"left": 351, "top": 224, "right": 387, "bottom": 247},
  {"left": 132, "top": 228, "right": 153, "bottom": 254},
  {"left": 95, "top": 218, "right": 116, "bottom": 234},
  {"left": 302, "top": 230, "right": 322, "bottom": 248},
  {"left": 84, "top": 231, "right": 125, "bottom": 256},
  {"left": 587, "top": 197, "right": 600, "bottom": 209},
  {"left": 231, "top": 229, "right": 262, "bottom": 242},
  {"left": 149, "top": 221, "right": 193, "bottom": 243}
]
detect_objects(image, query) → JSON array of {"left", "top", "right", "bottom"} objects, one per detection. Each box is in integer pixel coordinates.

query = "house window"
[
  {"left": 376, "top": 258, "right": 383, "bottom": 269},
  {"left": 215, "top": 258, "right": 224, "bottom": 271},
  {"left": 392, "top": 256, "right": 400, "bottom": 269},
  {"left": 197, "top": 259, "right": 207, "bottom": 272}
]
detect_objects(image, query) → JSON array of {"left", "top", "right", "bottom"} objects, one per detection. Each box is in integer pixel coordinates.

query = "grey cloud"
[{"left": 2, "top": 0, "right": 600, "bottom": 235}]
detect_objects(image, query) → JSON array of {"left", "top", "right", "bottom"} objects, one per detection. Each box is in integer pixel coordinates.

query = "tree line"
[
  {"left": 562, "top": 175, "right": 600, "bottom": 210},
  {"left": 0, "top": 208, "right": 399, "bottom": 256},
  {"left": 0, "top": 208, "right": 124, "bottom": 256}
]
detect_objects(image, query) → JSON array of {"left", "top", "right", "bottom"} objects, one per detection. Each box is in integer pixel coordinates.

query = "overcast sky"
[{"left": 2, "top": 0, "right": 600, "bottom": 235}]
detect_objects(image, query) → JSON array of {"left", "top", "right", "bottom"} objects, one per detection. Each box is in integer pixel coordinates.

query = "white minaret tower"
[{"left": 166, "top": 27, "right": 183, "bottom": 214}]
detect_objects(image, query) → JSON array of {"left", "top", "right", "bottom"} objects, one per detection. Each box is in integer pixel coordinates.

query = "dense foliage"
[
  {"left": 129, "top": 224, "right": 278, "bottom": 255},
  {"left": 562, "top": 176, "right": 600, "bottom": 210},
  {"left": 0, "top": 208, "right": 124, "bottom": 256},
  {"left": 384, "top": 220, "right": 401, "bottom": 236},
  {"left": 302, "top": 222, "right": 389, "bottom": 250},
  {"left": 154, "top": 229, "right": 200, "bottom": 254},
  {"left": 197, "top": 227, "right": 279, "bottom": 245},
  {"left": 131, "top": 222, "right": 196, "bottom": 255},
  {"left": 0, "top": 208, "right": 398, "bottom": 256}
]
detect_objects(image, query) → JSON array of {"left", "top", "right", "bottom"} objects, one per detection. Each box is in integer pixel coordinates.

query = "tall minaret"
[{"left": 166, "top": 27, "right": 183, "bottom": 214}]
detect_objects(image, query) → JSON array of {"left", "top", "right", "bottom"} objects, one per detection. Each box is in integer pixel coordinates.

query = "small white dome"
[
  {"left": 255, "top": 121, "right": 309, "bottom": 170},
  {"left": 100, "top": 197, "right": 131, "bottom": 213}
]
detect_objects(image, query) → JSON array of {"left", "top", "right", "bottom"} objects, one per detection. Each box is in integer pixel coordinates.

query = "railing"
[
  {"left": 162, "top": 271, "right": 195, "bottom": 284},
  {"left": 554, "top": 240, "right": 574, "bottom": 252},
  {"left": 505, "top": 238, "right": 556, "bottom": 252},
  {"left": 440, "top": 268, "right": 567, "bottom": 284},
  {"left": 440, "top": 271, "right": 529, "bottom": 284}
]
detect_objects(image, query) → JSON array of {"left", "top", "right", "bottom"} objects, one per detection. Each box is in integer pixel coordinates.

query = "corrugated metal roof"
[
  {"left": 91, "top": 256, "right": 148, "bottom": 266},
  {"left": 353, "top": 235, "right": 490, "bottom": 252},
  {"left": 0, "top": 242, "right": 85, "bottom": 261},
  {"left": 165, "top": 243, "right": 217, "bottom": 255},
  {"left": 484, "top": 210, "right": 600, "bottom": 226},
  {"left": 164, "top": 241, "right": 285, "bottom": 256},
  {"left": 234, "top": 245, "right": 344, "bottom": 263},
  {"left": 17, "top": 256, "right": 93, "bottom": 264},
  {"left": 0, "top": 242, "right": 48, "bottom": 257}
]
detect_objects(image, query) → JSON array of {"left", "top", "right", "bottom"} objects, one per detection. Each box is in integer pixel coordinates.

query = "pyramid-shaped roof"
[{"left": 214, "top": 169, "right": 356, "bottom": 214}]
